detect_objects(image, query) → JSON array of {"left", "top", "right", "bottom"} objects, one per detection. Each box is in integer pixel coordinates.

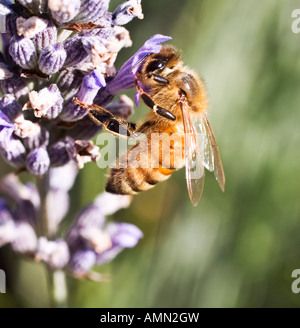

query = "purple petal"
[
  {"left": 0, "top": 95, "right": 21, "bottom": 121},
  {"left": 94, "top": 192, "right": 131, "bottom": 216},
  {"left": 69, "top": 250, "right": 96, "bottom": 276},
  {"left": 97, "top": 34, "right": 171, "bottom": 100},
  {"left": 60, "top": 70, "right": 105, "bottom": 121},
  {"left": 96, "top": 246, "right": 123, "bottom": 265},
  {"left": 106, "top": 222, "right": 143, "bottom": 248},
  {"left": 76, "top": 69, "right": 106, "bottom": 103},
  {"left": 11, "top": 221, "right": 37, "bottom": 254}
]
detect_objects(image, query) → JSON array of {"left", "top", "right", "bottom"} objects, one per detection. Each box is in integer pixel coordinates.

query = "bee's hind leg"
[{"left": 74, "top": 98, "right": 136, "bottom": 138}]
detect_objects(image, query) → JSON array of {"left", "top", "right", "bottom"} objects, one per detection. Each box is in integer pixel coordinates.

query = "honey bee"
[{"left": 75, "top": 45, "right": 225, "bottom": 206}]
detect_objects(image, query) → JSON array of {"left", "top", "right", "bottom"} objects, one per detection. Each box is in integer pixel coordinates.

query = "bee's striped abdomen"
[{"left": 105, "top": 131, "right": 184, "bottom": 195}]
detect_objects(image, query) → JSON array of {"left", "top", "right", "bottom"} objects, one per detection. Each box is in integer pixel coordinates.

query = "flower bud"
[
  {"left": 32, "top": 20, "right": 57, "bottom": 53},
  {"left": 0, "top": 74, "right": 29, "bottom": 100},
  {"left": 48, "top": 136, "right": 72, "bottom": 167},
  {"left": 9, "top": 36, "right": 37, "bottom": 69},
  {"left": 49, "top": 0, "right": 80, "bottom": 24},
  {"left": 112, "top": 0, "right": 143, "bottom": 26},
  {"left": 63, "top": 35, "right": 89, "bottom": 67},
  {"left": 39, "top": 42, "right": 67, "bottom": 75},
  {"left": 75, "top": 0, "right": 110, "bottom": 24},
  {"left": 23, "top": 123, "right": 49, "bottom": 150},
  {"left": 26, "top": 146, "right": 50, "bottom": 176},
  {"left": 56, "top": 68, "right": 84, "bottom": 100},
  {"left": 0, "top": 136, "right": 27, "bottom": 168}
]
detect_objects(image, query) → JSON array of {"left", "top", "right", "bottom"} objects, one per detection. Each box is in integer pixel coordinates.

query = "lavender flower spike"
[
  {"left": 96, "top": 34, "right": 171, "bottom": 104},
  {"left": 9, "top": 36, "right": 38, "bottom": 70},
  {"left": 60, "top": 69, "right": 105, "bottom": 121},
  {"left": 26, "top": 146, "right": 50, "bottom": 176},
  {"left": 39, "top": 43, "right": 67, "bottom": 75}
]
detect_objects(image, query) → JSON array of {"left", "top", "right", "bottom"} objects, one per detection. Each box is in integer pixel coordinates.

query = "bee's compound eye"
[{"left": 146, "top": 60, "right": 166, "bottom": 73}]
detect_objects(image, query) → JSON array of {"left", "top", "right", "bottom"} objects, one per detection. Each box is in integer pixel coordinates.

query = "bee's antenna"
[{"left": 130, "top": 54, "right": 151, "bottom": 73}]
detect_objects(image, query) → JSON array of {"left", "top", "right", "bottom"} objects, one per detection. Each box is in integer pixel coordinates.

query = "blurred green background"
[{"left": 1, "top": 0, "right": 300, "bottom": 307}]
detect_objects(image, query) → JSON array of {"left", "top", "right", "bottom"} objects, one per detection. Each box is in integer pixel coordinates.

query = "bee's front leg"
[
  {"left": 135, "top": 81, "right": 176, "bottom": 121},
  {"left": 152, "top": 74, "right": 169, "bottom": 84}
]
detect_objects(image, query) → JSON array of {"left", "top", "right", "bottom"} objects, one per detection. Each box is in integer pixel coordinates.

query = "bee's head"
[{"left": 139, "top": 45, "right": 181, "bottom": 77}]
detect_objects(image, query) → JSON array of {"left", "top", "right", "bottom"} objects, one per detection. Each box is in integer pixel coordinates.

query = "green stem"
[
  {"left": 36, "top": 172, "right": 50, "bottom": 237},
  {"left": 36, "top": 172, "right": 68, "bottom": 308},
  {"left": 49, "top": 270, "right": 68, "bottom": 308}
]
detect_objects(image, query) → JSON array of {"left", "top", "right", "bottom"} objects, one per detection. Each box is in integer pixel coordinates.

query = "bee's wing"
[
  {"left": 180, "top": 101, "right": 205, "bottom": 207},
  {"left": 196, "top": 115, "right": 225, "bottom": 192}
]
